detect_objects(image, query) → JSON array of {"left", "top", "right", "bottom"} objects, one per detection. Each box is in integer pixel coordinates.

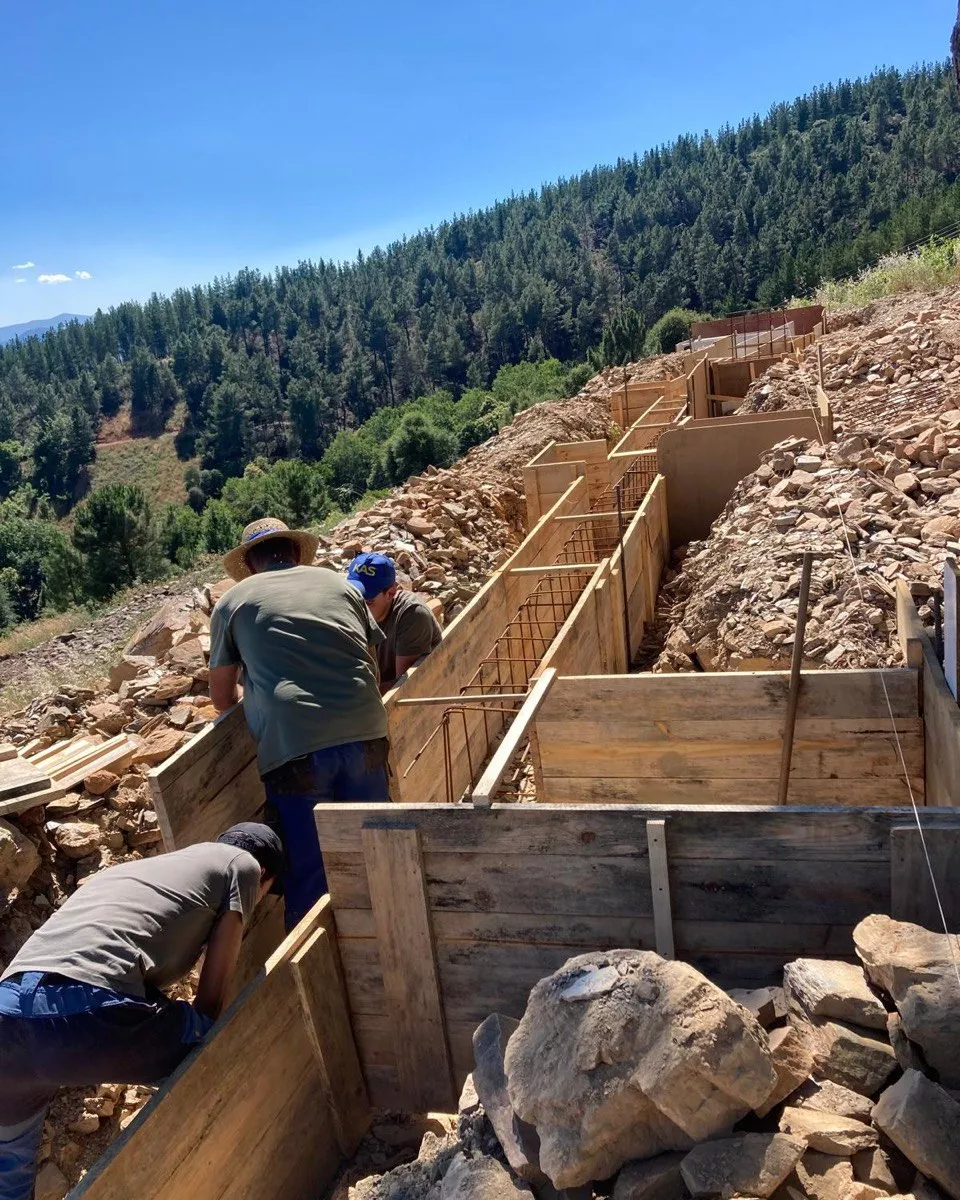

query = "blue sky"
[{"left": 0, "top": 0, "right": 951, "bottom": 325}]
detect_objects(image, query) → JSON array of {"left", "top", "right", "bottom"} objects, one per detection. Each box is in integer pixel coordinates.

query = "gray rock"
[
  {"left": 791, "top": 1078, "right": 874, "bottom": 1122},
  {"left": 887, "top": 1012, "right": 927, "bottom": 1073},
  {"left": 473, "top": 1014, "right": 544, "bottom": 1183},
  {"left": 0, "top": 817, "right": 40, "bottom": 901},
  {"left": 783, "top": 958, "right": 888, "bottom": 1031},
  {"left": 851, "top": 1145, "right": 912, "bottom": 1192},
  {"left": 755, "top": 1025, "right": 814, "bottom": 1118},
  {"left": 872, "top": 1069, "right": 960, "bottom": 1198},
  {"left": 778, "top": 1105, "right": 878, "bottom": 1155},
  {"left": 504, "top": 951, "right": 776, "bottom": 1188},
  {"left": 441, "top": 1154, "right": 534, "bottom": 1200},
  {"left": 612, "top": 1155, "right": 687, "bottom": 1200},
  {"left": 680, "top": 1133, "right": 805, "bottom": 1198},
  {"left": 728, "top": 986, "right": 786, "bottom": 1029},
  {"left": 795, "top": 1016, "right": 898, "bottom": 1096},
  {"left": 855, "top": 915, "right": 960, "bottom": 1088}
]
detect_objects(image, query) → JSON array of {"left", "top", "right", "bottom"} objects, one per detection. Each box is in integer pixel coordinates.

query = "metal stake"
[{"left": 777, "top": 551, "right": 814, "bottom": 805}]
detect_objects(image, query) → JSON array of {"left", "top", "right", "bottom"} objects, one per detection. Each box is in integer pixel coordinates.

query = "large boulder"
[
  {"left": 872, "top": 1069, "right": 960, "bottom": 1198},
  {"left": 854, "top": 915, "right": 960, "bottom": 1088},
  {"left": 0, "top": 818, "right": 40, "bottom": 902},
  {"left": 503, "top": 951, "right": 776, "bottom": 1188}
]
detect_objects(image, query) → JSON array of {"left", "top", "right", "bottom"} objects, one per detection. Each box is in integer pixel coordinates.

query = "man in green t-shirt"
[
  {"left": 209, "top": 519, "right": 390, "bottom": 929},
  {"left": 346, "top": 553, "right": 443, "bottom": 693}
]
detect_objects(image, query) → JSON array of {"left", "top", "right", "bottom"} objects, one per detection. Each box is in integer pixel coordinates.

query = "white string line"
[{"left": 799, "top": 372, "right": 960, "bottom": 986}]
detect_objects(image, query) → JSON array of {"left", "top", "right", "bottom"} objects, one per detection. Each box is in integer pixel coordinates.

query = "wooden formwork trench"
[
  {"left": 73, "top": 796, "right": 960, "bottom": 1199},
  {"left": 315, "top": 802, "right": 960, "bottom": 1116}
]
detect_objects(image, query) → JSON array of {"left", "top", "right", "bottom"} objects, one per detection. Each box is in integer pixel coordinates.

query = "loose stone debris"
[{"left": 351, "top": 916, "right": 960, "bottom": 1200}]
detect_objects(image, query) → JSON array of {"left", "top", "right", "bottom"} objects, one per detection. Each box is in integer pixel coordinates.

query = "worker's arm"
[
  {"left": 194, "top": 910, "right": 244, "bottom": 1020},
  {"left": 394, "top": 652, "right": 421, "bottom": 678},
  {"left": 209, "top": 665, "right": 241, "bottom": 711}
]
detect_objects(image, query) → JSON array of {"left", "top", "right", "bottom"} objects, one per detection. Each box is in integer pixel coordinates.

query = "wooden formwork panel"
[
  {"left": 315, "top": 802, "right": 960, "bottom": 1110},
  {"left": 534, "top": 670, "right": 923, "bottom": 807},
  {"left": 388, "top": 478, "right": 590, "bottom": 804},
  {"left": 74, "top": 898, "right": 369, "bottom": 1200}
]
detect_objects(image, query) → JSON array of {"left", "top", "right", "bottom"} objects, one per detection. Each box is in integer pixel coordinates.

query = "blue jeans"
[
  {"left": 0, "top": 973, "right": 213, "bottom": 1200},
  {"left": 264, "top": 738, "right": 390, "bottom": 930}
]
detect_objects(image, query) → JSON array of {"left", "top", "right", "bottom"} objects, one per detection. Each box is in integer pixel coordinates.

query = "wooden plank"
[
  {"left": 317, "top": 803, "right": 960, "bottom": 861},
  {"left": 336, "top": 908, "right": 858, "bottom": 959},
  {"left": 538, "top": 737, "right": 923, "bottom": 781},
  {"left": 473, "top": 669, "right": 556, "bottom": 807},
  {"left": 74, "top": 940, "right": 341, "bottom": 1200},
  {"left": 536, "top": 670, "right": 920, "bottom": 722},
  {"left": 148, "top": 706, "right": 260, "bottom": 847},
  {"left": 540, "top": 775, "right": 919, "bottom": 807},
  {"left": 329, "top": 849, "right": 890, "bottom": 925},
  {"left": 291, "top": 926, "right": 371, "bottom": 1154},
  {"left": 891, "top": 825, "right": 960, "bottom": 932},
  {"left": 0, "top": 743, "right": 16, "bottom": 762},
  {"left": 0, "top": 755, "right": 51, "bottom": 802},
  {"left": 361, "top": 823, "right": 454, "bottom": 1109},
  {"left": 152, "top": 758, "right": 265, "bottom": 852},
  {"left": 945, "top": 558, "right": 960, "bottom": 699},
  {"left": 647, "top": 819, "right": 674, "bottom": 958},
  {"left": 229, "top": 894, "right": 285, "bottom": 1002}
]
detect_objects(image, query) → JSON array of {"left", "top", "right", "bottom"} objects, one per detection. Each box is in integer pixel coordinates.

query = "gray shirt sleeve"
[
  {"left": 209, "top": 600, "right": 241, "bottom": 669},
  {"left": 395, "top": 604, "right": 441, "bottom": 659},
  {"left": 221, "top": 850, "right": 262, "bottom": 927}
]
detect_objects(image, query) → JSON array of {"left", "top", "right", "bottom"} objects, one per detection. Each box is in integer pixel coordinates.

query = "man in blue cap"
[
  {"left": 209, "top": 519, "right": 390, "bottom": 931},
  {"left": 0, "top": 823, "right": 282, "bottom": 1200},
  {"left": 347, "top": 553, "right": 442, "bottom": 693}
]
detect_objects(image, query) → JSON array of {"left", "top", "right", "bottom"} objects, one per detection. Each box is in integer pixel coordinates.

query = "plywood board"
[
  {"left": 361, "top": 823, "right": 454, "bottom": 1109},
  {"left": 74, "top": 902, "right": 351, "bottom": 1200},
  {"left": 891, "top": 824, "right": 960, "bottom": 932}
]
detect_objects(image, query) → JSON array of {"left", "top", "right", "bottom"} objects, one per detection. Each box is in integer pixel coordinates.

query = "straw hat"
[{"left": 222, "top": 518, "right": 320, "bottom": 582}]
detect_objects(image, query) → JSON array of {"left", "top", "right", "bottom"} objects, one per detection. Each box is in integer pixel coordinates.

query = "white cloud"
[
  {"left": 37, "top": 273, "right": 71, "bottom": 285},
  {"left": 14, "top": 278, "right": 26, "bottom": 285},
  {"left": 12, "top": 261, "right": 34, "bottom": 270},
  {"left": 74, "top": 270, "right": 92, "bottom": 280}
]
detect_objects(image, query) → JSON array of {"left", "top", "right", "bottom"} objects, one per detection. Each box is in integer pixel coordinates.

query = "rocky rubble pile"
[
  {"left": 739, "top": 292, "right": 960, "bottom": 429},
  {"left": 652, "top": 407, "right": 960, "bottom": 671},
  {"left": 354, "top": 919, "right": 960, "bottom": 1200},
  {"left": 577, "top": 354, "right": 687, "bottom": 405},
  {"left": 650, "top": 287, "right": 960, "bottom": 672}
]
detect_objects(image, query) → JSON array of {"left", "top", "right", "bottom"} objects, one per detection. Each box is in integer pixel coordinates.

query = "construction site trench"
[{"left": 5, "top": 300, "right": 960, "bottom": 1200}]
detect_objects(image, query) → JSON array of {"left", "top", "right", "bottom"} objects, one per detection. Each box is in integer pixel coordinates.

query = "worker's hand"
[{"left": 194, "top": 910, "right": 244, "bottom": 1019}]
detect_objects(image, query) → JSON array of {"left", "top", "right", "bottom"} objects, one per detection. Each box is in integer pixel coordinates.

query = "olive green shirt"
[
  {"left": 210, "top": 565, "right": 387, "bottom": 774},
  {"left": 378, "top": 590, "right": 443, "bottom": 685}
]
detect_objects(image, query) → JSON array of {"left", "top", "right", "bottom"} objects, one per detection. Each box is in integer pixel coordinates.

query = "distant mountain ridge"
[{"left": 0, "top": 313, "right": 90, "bottom": 346}]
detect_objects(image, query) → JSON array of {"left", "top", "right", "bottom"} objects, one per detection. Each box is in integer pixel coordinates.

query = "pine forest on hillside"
[{"left": 2, "top": 63, "right": 960, "bottom": 629}]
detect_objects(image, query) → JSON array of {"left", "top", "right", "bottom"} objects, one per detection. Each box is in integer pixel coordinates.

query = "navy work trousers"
[
  {"left": 0, "top": 972, "right": 211, "bottom": 1200},
  {"left": 263, "top": 737, "right": 390, "bottom": 930}
]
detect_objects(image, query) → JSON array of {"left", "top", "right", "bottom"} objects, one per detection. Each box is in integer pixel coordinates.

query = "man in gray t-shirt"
[
  {"left": 0, "top": 823, "right": 281, "bottom": 1200},
  {"left": 209, "top": 518, "right": 391, "bottom": 932},
  {"left": 346, "top": 553, "right": 442, "bottom": 692}
]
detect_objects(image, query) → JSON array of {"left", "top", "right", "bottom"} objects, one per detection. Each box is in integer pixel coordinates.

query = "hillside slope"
[
  {"left": 654, "top": 283, "right": 960, "bottom": 673},
  {"left": 2, "top": 65, "right": 959, "bottom": 512}
]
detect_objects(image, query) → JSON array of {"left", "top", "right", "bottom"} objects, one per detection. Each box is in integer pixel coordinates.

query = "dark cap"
[{"left": 216, "top": 822, "right": 285, "bottom": 895}]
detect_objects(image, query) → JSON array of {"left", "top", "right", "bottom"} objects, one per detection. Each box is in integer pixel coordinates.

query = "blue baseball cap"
[{"left": 347, "top": 552, "right": 396, "bottom": 600}]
